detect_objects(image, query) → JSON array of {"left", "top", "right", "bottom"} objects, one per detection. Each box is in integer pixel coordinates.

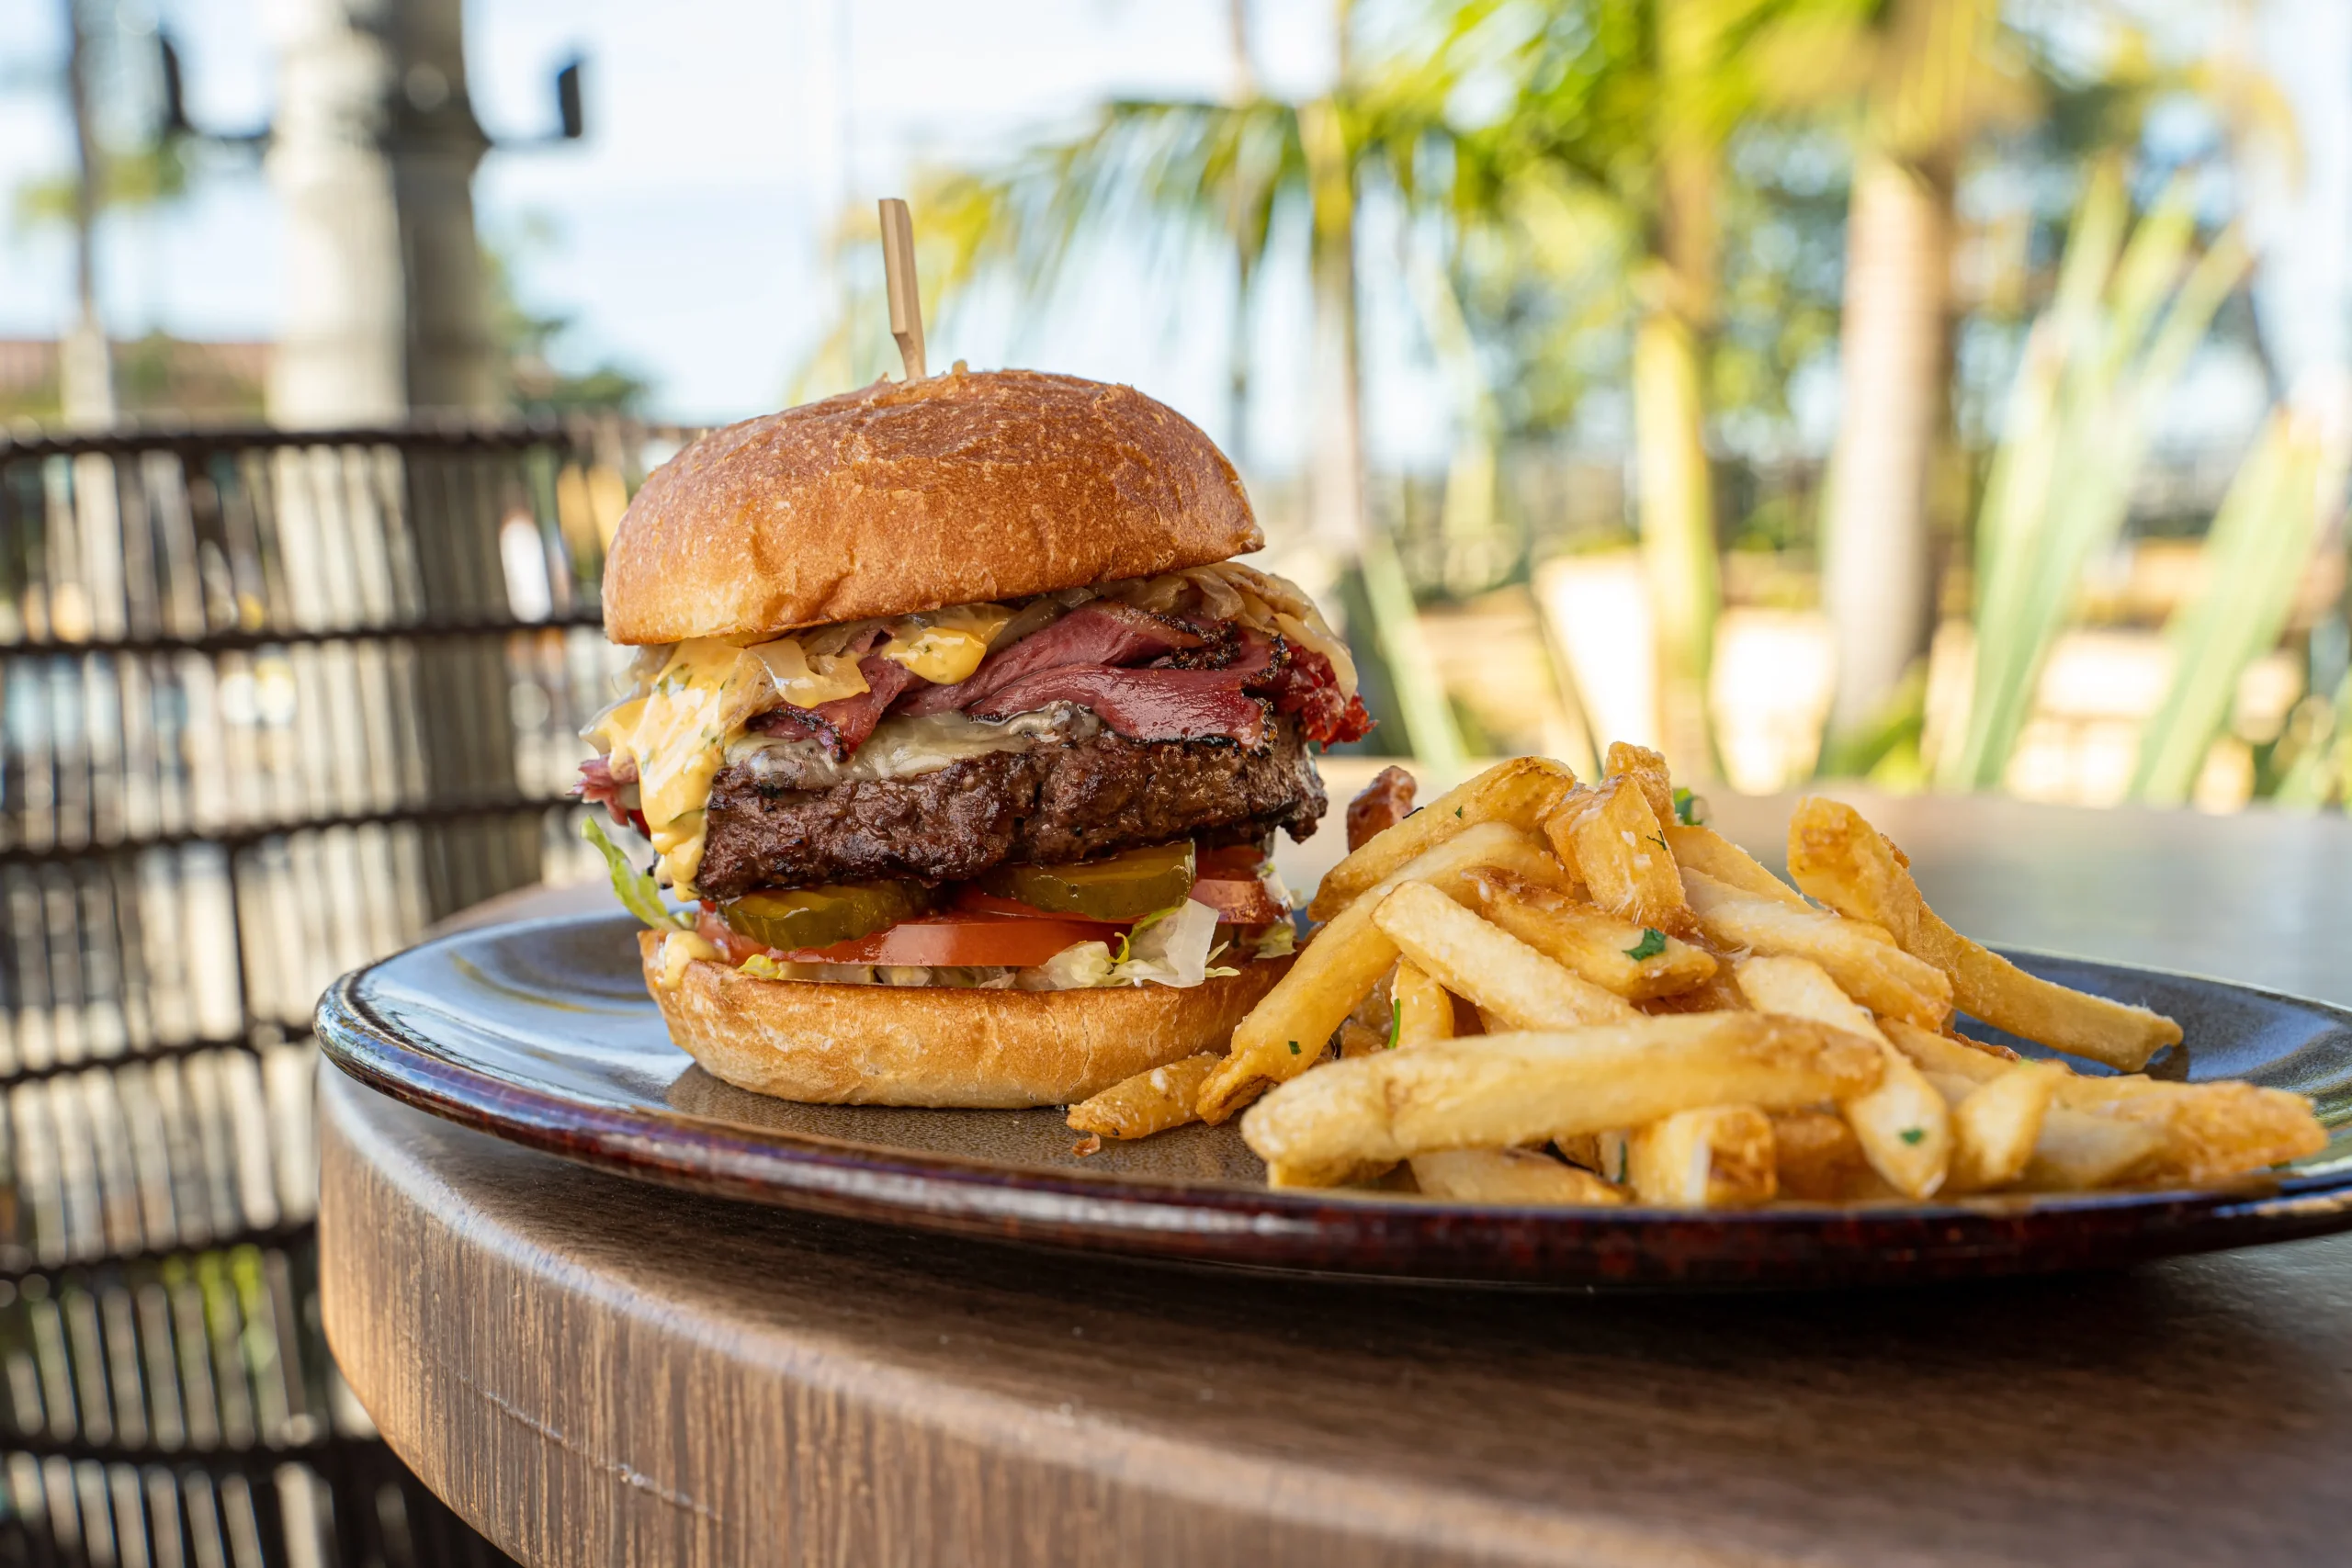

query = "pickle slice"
[
  {"left": 720, "top": 880, "right": 935, "bottom": 953},
  {"left": 978, "top": 841, "right": 1197, "bottom": 921}
]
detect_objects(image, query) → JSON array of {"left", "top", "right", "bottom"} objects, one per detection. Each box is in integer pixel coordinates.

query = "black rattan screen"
[{"left": 0, "top": 418, "right": 678, "bottom": 1566}]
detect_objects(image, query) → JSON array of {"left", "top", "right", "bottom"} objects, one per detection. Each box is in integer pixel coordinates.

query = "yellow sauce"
[
  {"left": 603, "top": 638, "right": 776, "bottom": 890},
  {"left": 880, "top": 603, "right": 1012, "bottom": 685},
  {"left": 656, "top": 931, "right": 722, "bottom": 989}
]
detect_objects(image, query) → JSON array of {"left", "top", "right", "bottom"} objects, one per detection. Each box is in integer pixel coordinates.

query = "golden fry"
[
  {"left": 1943, "top": 1062, "right": 2064, "bottom": 1193},
  {"left": 1371, "top": 881, "right": 1638, "bottom": 1032},
  {"left": 1554, "top": 1129, "right": 1629, "bottom": 1182},
  {"left": 1768, "top": 1110, "right": 1883, "bottom": 1201},
  {"left": 1238, "top": 1014, "right": 1884, "bottom": 1187},
  {"left": 1732, "top": 954, "right": 1887, "bottom": 1044},
  {"left": 1625, "top": 1104, "right": 1777, "bottom": 1207},
  {"left": 1544, "top": 775, "right": 1695, "bottom": 937},
  {"left": 1392, "top": 960, "right": 1456, "bottom": 1048},
  {"left": 2075, "top": 1080, "right": 2327, "bottom": 1184},
  {"left": 1786, "top": 797, "right": 2183, "bottom": 1070},
  {"left": 1731, "top": 953, "right": 1946, "bottom": 1196},
  {"left": 1466, "top": 869, "right": 1717, "bottom": 999},
  {"left": 1664, "top": 824, "right": 1811, "bottom": 908},
  {"left": 1066, "top": 1054, "right": 1223, "bottom": 1142},
  {"left": 1603, "top": 740, "right": 1676, "bottom": 823},
  {"left": 1638, "top": 971, "right": 1753, "bottom": 1014},
  {"left": 1409, "top": 1147, "right": 1626, "bottom": 1205},
  {"left": 1883, "top": 1021, "right": 2020, "bottom": 1082},
  {"left": 2018, "top": 1107, "right": 2166, "bottom": 1190},
  {"left": 1201, "top": 822, "right": 1559, "bottom": 1122},
  {"left": 1307, "top": 758, "right": 1579, "bottom": 921},
  {"left": 1684, "top": 870, "right": 1952, "bottom": 1031}
]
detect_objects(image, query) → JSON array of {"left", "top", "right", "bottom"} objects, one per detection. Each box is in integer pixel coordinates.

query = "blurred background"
[
  {"left": 10, "top": 0, "right": 2351, "bottom": 816},
  {"left": 0, "top": 0, "right": 2348, "bottom": 1561}
]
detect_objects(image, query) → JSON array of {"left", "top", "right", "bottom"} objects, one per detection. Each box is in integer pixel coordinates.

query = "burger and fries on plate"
[{"left": 576, "top": 365, "right": 2324, "bottom": 1214}]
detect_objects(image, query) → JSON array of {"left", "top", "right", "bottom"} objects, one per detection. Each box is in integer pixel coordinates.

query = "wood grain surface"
[{"left": 322, "top": 791, "right": 2352, "bottom": 1567}]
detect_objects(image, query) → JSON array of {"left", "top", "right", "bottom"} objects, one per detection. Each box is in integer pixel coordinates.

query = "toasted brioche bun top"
[{"left": 601, "top": 367, "right": 1261, "bottom": 646}]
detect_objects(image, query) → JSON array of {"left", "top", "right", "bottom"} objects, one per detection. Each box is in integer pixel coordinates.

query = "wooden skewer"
[{"left": 878, "top": 197, "right": 926, "bottom": 381}]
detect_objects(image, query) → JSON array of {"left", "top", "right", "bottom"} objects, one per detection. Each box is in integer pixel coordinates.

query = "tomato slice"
[{"left": 788, "top": 911, "right": 1116, "bottom": 967}]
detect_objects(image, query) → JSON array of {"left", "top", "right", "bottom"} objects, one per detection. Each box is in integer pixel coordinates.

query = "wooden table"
[{"left": 320, "top": 791, "right": 2352, "bottom": 1567}]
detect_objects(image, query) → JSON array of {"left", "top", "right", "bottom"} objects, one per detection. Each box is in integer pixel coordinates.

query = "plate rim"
[{"left": 314, "top": 910, "right": 2352, "bottom": 1285}]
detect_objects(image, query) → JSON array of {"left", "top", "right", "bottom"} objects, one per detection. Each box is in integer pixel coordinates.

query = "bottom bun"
[{"left": 639, "top": 931, "right": 1291, "bottom": 1107}]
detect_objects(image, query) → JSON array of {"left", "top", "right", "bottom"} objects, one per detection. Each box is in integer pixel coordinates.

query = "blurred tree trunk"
[
  {"left": 1639, "top": 0, "right": 1726, "bottom": 780},
  {"left": 267, "top": 0, "right": 495, "bottom": 425},
  {"left": 1822, "top": 147, "right": 1951, "bottom": 739},
  {"left": 390, "top": 0, "right": 498, "bottom": 413},
  {"left": 60, "top": 0, "right": 116, "bottom": 426},
  {"left": 267, "top": 0, "right": 406, "bottom": 424}
]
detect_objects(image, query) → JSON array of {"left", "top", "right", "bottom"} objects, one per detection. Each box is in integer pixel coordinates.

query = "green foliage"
[
  {"left": 481, "top": 229, "right": 651, "bottom": 415},
  {"left": 2130, "top": 412, "right": 2326, "bottom": 805},
  {"left": 1936, "top": 164, "right": 2249, "bottom": 791},
  {"left": 12, "top": 143, "right": 191, "bottom": 230}
]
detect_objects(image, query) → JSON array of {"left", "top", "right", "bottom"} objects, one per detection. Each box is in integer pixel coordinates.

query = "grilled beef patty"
[{"left": 695, "top": 720, "right": 1327, "bottom": 899}]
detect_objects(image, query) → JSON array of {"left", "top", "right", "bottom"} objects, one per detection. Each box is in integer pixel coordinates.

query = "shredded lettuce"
[
  {"left": 582, "top": 816, "right": 692, "bottom": 931},
  {"left": 1025, "top": 899, "right": 1238, "bottom": 990},
  {"left": 1253, "top": 919, "right": 1297, "bottom": 959}
]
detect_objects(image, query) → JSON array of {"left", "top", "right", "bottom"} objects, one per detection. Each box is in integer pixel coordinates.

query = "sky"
[
  {"left": 0, "top": 0, "right": 1453, "bottom": 466},
  {"left": 0, "top": 1, "right": 2316, "bottom": 469}
]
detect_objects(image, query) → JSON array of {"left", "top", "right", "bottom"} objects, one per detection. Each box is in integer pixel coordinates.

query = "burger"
[{"left": 576, "top": 367, "right": 1374, "bottom": 1108}]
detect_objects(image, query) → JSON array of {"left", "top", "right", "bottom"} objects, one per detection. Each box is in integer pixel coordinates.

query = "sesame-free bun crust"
[
  {"left": 602, "top": 368, "right": 1262, "bottom": 646},
  {"left": 639, "top": 931, "right": 1289, "bottom": 1107}
]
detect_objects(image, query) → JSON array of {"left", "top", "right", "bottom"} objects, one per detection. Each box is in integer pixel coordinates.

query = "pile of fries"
[{"left": 1065, "top": 747, "right": 2330, "bottom": 1206}]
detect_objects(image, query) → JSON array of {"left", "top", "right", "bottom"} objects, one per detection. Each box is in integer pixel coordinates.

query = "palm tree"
[
  {"left": 1443, "top": 0, "right": 1827, "bottom": 776},
  {"left": 1774, "top": 0, "right": 2033, "bottom": 747},
  {"left": 910, "top": 4, "right": 1470, "bottom": 764}
]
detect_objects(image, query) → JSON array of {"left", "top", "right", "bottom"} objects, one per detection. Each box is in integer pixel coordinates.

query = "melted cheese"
[
  {"left": 880, "top": 603, "right": 1012, "bottom": 684},
  {"left": 604, "top": 638, "right": 775, "bottom": 890}
]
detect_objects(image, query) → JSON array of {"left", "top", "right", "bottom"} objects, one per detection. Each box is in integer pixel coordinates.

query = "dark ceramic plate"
[{"left": 316, "top": 912, "right": 2352, "bottom": 1288}]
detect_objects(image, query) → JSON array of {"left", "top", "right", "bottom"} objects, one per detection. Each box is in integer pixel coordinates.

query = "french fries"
[
  {"left": 1732, "top": 955, "right": 1948, "bottom": 1196},
  {"left": 1466, "top": 869, "right": 1718, "bottom": 1000},
  {"left": 2078, "top": 1081, "right": 2327, "bottom": 1183},
  {"left": 1371, "top": 882, "right": 1639, "bottom": 1032},
  {"left": 1391, "top": 961, "right": 1456, "bottom": 1048},
  {"left": 1199, "top": 821, "right": 1559, "bottom": 1122},
  {"left": 2018, "top": 1107, "right": 2167, "bottom": 1190},
  {"left": 1307, "top": 758, "right": 1578, "bottom": 921},
  {"left": 1685, "top": 870, "right": 1953, "bottom": 1031},
  {"left": 1238, "top": 1014, "right": 1883, "bottom": 1188},
  {"left": 1170, "top": 750, "right": 2317, "bottom": 1209},
  {"left": 1664, "top": 823, "right": 1811, "bottom": 908},
  {"left": 1768, "top": 1110, "right": 1882, "bottom": 1201},
  {"left": 1786, "top": 797, "right": 2183, "bottom": 1071},
  {"left": 1544, "top": 776, "right": 1696, "bottom": 937},
  {"left": 1409, "top": 1147, "right": 1625, "bottom": 1205},
  {"left": 1942, "top": 1062, "right": 2064, "bottom": 1194},
  {"left": 1067, "top": 1054, "right": 1221, "bottom": 1142},
  {"left": 1603, "top": 740, "right": 1676, "bottom": 823},
  {"left": 1732, "top": 954, "right": 1885, "bottom": 1044},
  {"left": 1624, "top": 1105, "right": 1777, "bottom": 1207}
]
